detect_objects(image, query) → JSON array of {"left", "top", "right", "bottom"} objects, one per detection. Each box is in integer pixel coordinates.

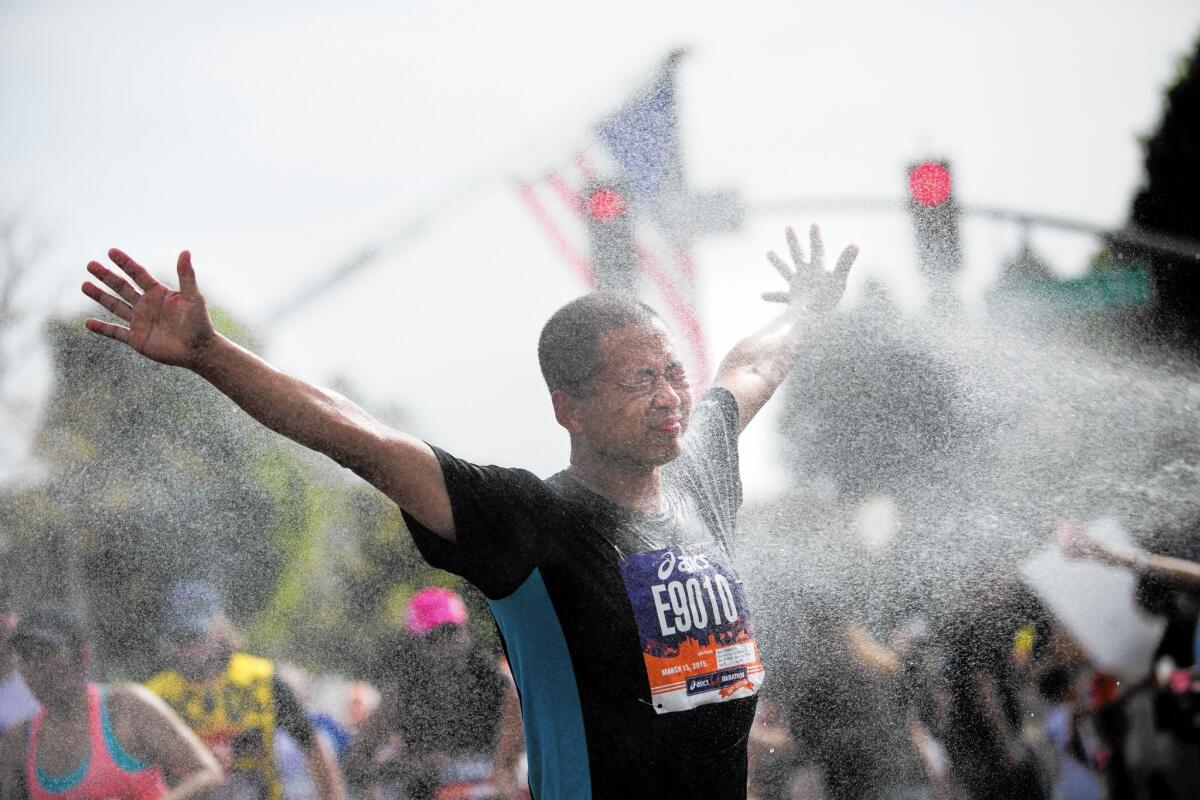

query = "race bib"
[{"left": 618, "top": 542, "right": 764, "bottom": 714}]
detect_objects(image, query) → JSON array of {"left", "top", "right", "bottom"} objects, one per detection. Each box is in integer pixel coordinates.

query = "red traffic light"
[
  {"left": 908, "top": 162, "right": 952, "bottom": 206},
  {"left": 586, "top": 186, "right": 627, "bottom": 222}
]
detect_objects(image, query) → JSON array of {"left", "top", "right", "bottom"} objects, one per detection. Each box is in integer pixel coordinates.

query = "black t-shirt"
[{"left": 402, "top": 389, "right": 759, "bottom": 800}]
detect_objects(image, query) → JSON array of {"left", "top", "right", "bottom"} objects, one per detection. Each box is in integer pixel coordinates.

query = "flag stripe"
[
  {"left": 547, "top": 171, "right": 583, "bottom": 215},
  {"left": 518, "top": 182, "right": 594, "bottom": 287},
  {"left": 574, "top": 152, "right": 596, "bottom": 182}
]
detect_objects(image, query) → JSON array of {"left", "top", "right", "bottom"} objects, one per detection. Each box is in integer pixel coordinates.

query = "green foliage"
[
  {"left": 0, "top": 314, "right": 299, "bottom": 676},
  {"left": 1130, "top": 32, "right": 1200, "bottom": 351},
  {"left": 0, "top": 311, "right": 478, "bottom": 681},
  {"left": 249, "top": 478, "right": 484, "bottom": 680}
]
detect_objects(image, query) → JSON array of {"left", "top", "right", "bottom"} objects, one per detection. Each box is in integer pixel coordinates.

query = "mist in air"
[{"left": 3, "top": 3, "right": 1200, "bottom": 799}]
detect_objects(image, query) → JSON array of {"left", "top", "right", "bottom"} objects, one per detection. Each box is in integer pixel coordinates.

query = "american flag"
[{"left": 517, "top": 53, "right": 710, "bottom": 386}]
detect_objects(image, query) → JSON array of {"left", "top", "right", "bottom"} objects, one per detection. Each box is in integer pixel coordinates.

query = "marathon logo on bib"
[{"left": 618, "top": 542, "right": 764, "bottom": 714}]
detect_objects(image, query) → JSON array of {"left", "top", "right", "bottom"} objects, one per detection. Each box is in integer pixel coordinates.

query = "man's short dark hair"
[{"left": 537, "top": 293, "right": 661, "bottom": 394}]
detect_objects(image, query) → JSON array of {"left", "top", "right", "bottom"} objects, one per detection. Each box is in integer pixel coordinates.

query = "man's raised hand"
[
  {"left": 762, "top": 224, "right": 858, "bottom": 313},
  {"left": 82, "top": 249, "right": 216, "bottom": 369}
]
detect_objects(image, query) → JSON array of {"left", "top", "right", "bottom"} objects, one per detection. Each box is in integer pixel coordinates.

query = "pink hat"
[{"left": 404, "top": 587, "right": 468, "bottom": 636}]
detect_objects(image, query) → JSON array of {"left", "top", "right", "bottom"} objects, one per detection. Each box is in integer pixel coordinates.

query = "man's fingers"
[
  {"left": 107, "top": 248, "right": 162, "bottom": 293},
  {"left": 84, "top": 317, "right": 131, "bottom": 345},
  {"left": 834, "top": 245, "right": 860, "bottom": 283},
  {"left": 177, "top": 250, "right": 199, "bottom": 297},
  {"left": 88, "top": 260, "right": 141, "bottom": 305},
  {"left": 761, "top": 291, "right": 790, "bottom": 304},
  {"left": 785, "top": 226, "right": 806, "bottom": 267},
  {"left": 82, "top": 281, "right": 134, "bottom": 322},
  {"left": 809, "top": 224, "right": 825, "bottom": 270},
  {"left": 767, "top": 251, "right": 794, "bottom": 283}
]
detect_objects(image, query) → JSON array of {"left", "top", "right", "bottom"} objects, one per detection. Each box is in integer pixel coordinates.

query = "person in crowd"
[
  {"left": 756, "top": 504, "right": 939, "bottom": 800},
  {"left": 1059, "top": 518, "right": 1200, "bottom": 797},
  {"left": 0, "top": 601, "right": 223, "bottom": 800},
  {"left": 490, "top": 655, "right": 530, "bottom": 800},
  {"left": 939, "top": 575, "right": 1049, "bottom": 800},
  {"left": 1131, "top": 564, "right": 1200, "bottom": 798},
  {"left": 270, "top": 663, "right": 352, "bottom": 800},
  {"left": 275, "top": 725, "right": 347, "bottom": 800},
  {"left": 79, "top": 221, "right": 858, "bottom": 798},
  {"left": 0, "top": 587, "right": 39, "bottom": 735},
  {"left": 342, "top": 587, "right": 509, "bottom": 800},
  {"left": 145, "top": 580, "right": 346, "bottom": 800},
  {"left": 890, "top": 617, "right": 958, "bottom": 800},
  {"left": 1037, "top": 665, "right": 1104, "bottom": 800},
  {"left": 779, "top": 599, "right": 898, "bottom": 800}
]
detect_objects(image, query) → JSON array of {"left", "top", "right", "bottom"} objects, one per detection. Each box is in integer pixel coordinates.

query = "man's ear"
[{"left": 551, "top": 388, "right": 585, "bottom": 434}]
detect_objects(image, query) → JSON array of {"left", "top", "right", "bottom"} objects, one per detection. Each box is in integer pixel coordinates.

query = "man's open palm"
[
  {"left": 763, "top": 224, "right": 858, "bottom": 313},
  {"left": 82, "top": 249, "right": 215, "bottom": 368}
]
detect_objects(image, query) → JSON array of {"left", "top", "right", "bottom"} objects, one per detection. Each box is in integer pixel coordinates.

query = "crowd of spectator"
[{"left": 2, "top": 520, "right": 1197, "bottom": 800}]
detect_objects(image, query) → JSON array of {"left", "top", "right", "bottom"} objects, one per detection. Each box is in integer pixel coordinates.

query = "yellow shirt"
[{"left": 146, "top": 652, "right": 282, "bottom": 800}]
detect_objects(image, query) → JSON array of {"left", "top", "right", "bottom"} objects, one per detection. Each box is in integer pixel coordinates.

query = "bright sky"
[{"left": 3, "top": 0, "right": 1198, "bottom": 495}]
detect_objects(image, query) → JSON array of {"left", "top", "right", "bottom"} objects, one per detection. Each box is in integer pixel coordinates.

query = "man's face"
[
  {"left": 571, "top": 321, "right": 693, "bottom": 468},
  {"left": 163, "top": 626, "right": 226, "bottom": 680}
]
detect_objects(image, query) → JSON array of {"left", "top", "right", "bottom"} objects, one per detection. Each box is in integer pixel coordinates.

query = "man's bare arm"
[
  {"left": 188, "top": 335, "right": 452, "bottom": 536},
  {"left": 82, "top": 249, "right": 454, "bottom": 539},
  {"left": 714, "top": 224, "right": 857, "bottom": 431}
]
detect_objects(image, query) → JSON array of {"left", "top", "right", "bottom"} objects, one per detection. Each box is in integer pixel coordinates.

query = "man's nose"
[{"left": 651, "top": 376, "right": 682, "bottom": 409}]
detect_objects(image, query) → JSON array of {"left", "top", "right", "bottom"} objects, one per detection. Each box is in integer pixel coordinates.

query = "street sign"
[{"left": 992, "top": 267, "right": 1150, "bottom": 312}]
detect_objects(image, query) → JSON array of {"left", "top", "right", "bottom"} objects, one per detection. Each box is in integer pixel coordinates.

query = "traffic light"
[
  {"left": 906, "top": 160, "right": 963, "bottom": 294},
  {"left": 583, "top": 180, "right": 637, "bottom": 292}
]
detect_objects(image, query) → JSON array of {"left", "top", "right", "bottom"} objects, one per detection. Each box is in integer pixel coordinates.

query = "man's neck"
[{"left": 567, "top": 454, "right": 663, "bottom": 513}]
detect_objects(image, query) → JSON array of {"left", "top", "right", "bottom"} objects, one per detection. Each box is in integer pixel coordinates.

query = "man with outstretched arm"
[{"left": 81, "top": 224, "right": 857, "bottom": 800}]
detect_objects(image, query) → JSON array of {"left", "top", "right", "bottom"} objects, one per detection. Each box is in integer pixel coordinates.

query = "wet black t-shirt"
[{"left": 402, "top": 389, "right": 759, "bottom": 800}]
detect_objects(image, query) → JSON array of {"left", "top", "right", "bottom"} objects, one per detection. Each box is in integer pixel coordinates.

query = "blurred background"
[{"left": 3, "top": 2, "right": 1200, "bottom": 797}]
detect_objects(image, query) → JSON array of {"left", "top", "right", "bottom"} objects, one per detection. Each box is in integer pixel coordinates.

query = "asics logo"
[{"left": 656, "top": 549, "right": 712, "bottom": 580}]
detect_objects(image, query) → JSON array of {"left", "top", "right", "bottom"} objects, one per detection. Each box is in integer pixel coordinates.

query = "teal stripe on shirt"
[{"left": 488, "top": 569, "right": 592, "bottom": 799}]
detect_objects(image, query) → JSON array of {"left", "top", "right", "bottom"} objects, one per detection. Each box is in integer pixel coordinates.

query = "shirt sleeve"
[
  {"left": 401, "top": 446, "right": 553, "bottom": 599},
  {"left": 271, "top": 675, "right": 315, "bottom": 747},
  {"left": 667, "top": 387, "right": 743, "bottom": 549}
]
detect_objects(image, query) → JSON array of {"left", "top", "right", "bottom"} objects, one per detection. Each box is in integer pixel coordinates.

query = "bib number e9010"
[{"left": 650, "top": 574, "right": 738, "bottom": 636}]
